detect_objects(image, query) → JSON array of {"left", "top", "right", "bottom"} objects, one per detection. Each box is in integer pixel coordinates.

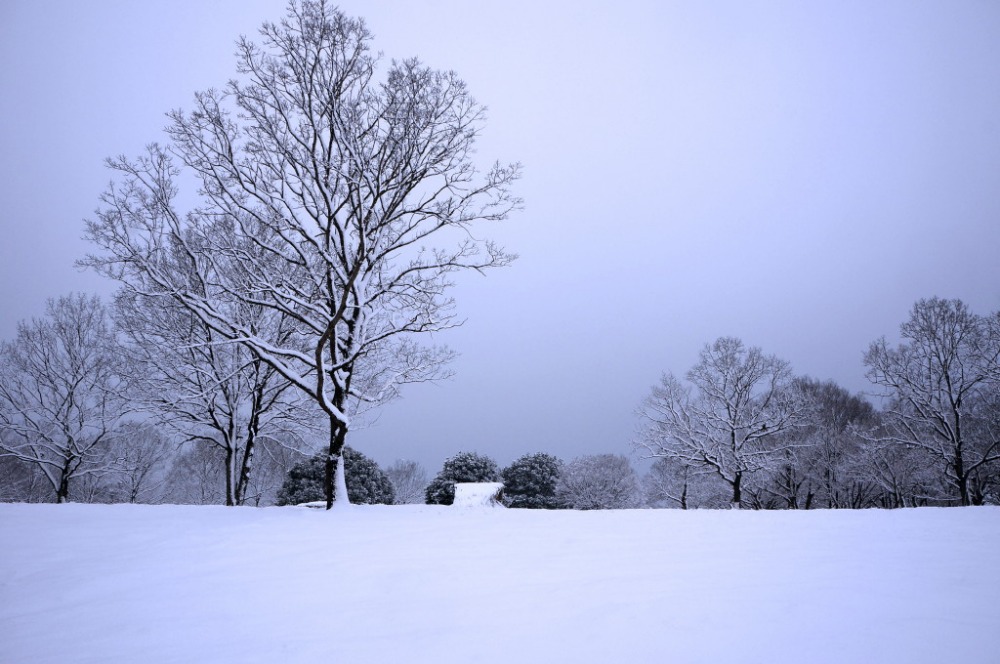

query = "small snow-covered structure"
[{"left": 452, "top": 482, "right": 505, "bottom": 508}]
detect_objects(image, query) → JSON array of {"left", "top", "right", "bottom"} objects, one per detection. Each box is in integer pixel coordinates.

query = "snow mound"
[{"left": 453, "top": 482, "right": 504, "bottom": 507}]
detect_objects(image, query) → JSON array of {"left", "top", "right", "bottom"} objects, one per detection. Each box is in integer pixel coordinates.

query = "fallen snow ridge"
[{"left": 1, "top": 504, "right": 998, "bottom": 663}]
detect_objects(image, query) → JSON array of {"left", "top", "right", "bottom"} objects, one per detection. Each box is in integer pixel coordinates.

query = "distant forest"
[{"left": 2, "top": 294, "right": 996, "bottom": 509}]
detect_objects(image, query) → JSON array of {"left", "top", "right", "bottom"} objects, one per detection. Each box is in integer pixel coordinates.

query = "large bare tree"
[
  {"left": 865, "top": 297, "right": 1000, "bottom": 505},
  {"left": 635, "top": 337, "right": 808, "bottom": 507},
  {"left": 0, "top": 294, "right": 124, "bottom": 502},
  {"left": 84, "top": 1, "right": 520, "bottom": 508}
]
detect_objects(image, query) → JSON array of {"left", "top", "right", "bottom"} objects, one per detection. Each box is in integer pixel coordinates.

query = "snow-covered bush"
[
  {"left": 556, "top": 454, "right": 641, "bottom": 510},
  {"left": 425, "top": 452, "right": 500, "bottom": 505},
  {"left": 501, "top": 453, "right": 564, "bottom": 509},
  {"left": 276, "top": 447, "right": 395, "bottom": 506}
]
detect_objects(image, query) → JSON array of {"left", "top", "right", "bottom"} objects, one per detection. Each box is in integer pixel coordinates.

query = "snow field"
[{"left": 1, "top": 504, "right": 998, "bottom": 663}]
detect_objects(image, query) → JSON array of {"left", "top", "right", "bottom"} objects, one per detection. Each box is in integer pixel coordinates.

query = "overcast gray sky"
[{"left": 2, "top": 1, "right": 999, "bottom": 471}]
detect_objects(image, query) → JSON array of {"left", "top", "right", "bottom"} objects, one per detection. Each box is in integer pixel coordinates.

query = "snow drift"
[
  {"left": 452, "top": 482, "right": 505, "bottom": 507},
  {"left": 1, "top": 503, "right": 997, "bottom": 663}
]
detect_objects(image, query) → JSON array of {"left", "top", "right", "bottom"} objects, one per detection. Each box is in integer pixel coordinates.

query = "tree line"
[
  {"left": 635, "top": 297, "right": 1000, "bottom": 508},
  {"left": 2, "top": 293, "right": 996, "bottom": 510}
]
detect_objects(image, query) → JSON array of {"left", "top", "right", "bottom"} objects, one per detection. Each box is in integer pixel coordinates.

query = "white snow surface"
[
  {"left": 452, "top": 482, "right": 505, "bottom": 507},
  {"left": 1, "top": 504, "right": 998, "bottom": 663}
]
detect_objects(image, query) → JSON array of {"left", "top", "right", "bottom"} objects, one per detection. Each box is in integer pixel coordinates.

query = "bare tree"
[
  {"left": 748, "top": 378, "right": 881, "bottom": 509},
  {"left": 865, "top": 298, "right": 1000, "bottom": 506},
  {"left": 635, "top": 337, "right": 808, "bottom": 507},
  {"left": 643, "top": 456, "right": 728, "bottom": 509},
  {"left": 556, "top": 454, "right": 641, "bottom": 510},
  {"left": 0, "top": 294, "right": 124, "bottom": 503},
  {"left": 965, "top": 390, "right": 1000, "bottom": 504},
  {"left": 114, "top": 288, "right": 312, "bottom": 506},
  {"left": 104, "top": 422, "right": 172, "bottom": 504},
  {"left": 83, "top": 0, "right": 520, "bottom": 509},
  {"left": 163, "top": 443, "right": 227, "bottom": 505},
  {"left": 0, "top": 454, "right": 50, "bottom": 503},
  {"left": 793, "top": 378, "right": 879, "bottom": 509},
  {"left": 385, "top": 459, "right": 429, "bottom": 504},
  {"left": 849, "top": 426, "right": 938, "bottom": 508}
]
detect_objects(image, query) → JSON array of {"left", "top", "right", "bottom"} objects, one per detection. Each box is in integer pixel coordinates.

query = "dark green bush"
[
  {"left": 276, "top": 447, "right": 395, "bottom": 506},
  {"left": 501, "top": 452, "right": 564, "bottom": 509}
]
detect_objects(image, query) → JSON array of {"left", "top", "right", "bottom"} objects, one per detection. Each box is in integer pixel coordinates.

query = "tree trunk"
[
  {"left": 234, "top": 439, "right": 254, "bottom": 506},
  {"left": 324, "top": 415, "right": 351, "bottom": 510},
  {"left": 324, "top": 421, "right": 335, "bottom": 510},
  {"left": 731, "top": 471, "right": 742, "bottom": 509},
  {"left": 55, "top": 456, "right": 73, "bottom": 503},
  {"left": 224, "top": 445, "right": 235, "bottom": 507},
  {"left": 235, "top": 414, "right": 260, "bottom": 506},
  {"left": 333, "top": 445, "right": 350, "bottom": 510},
  {"left": 236, "top": 378, "right": 266, "bottom": 506},
  {"left": 56, "top": 474, "right": 70, "bottom": 504},
  {"left": 952, "top": 401, "right": 969, "bottom": 507},
  {"left": 954, "top": 446, "right": 969, "bottom": 507}
]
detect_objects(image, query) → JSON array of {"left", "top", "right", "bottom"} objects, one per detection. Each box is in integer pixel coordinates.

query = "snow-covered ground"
[{"left": 1, "top": 504, "right": 997, "bottom": 663}]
